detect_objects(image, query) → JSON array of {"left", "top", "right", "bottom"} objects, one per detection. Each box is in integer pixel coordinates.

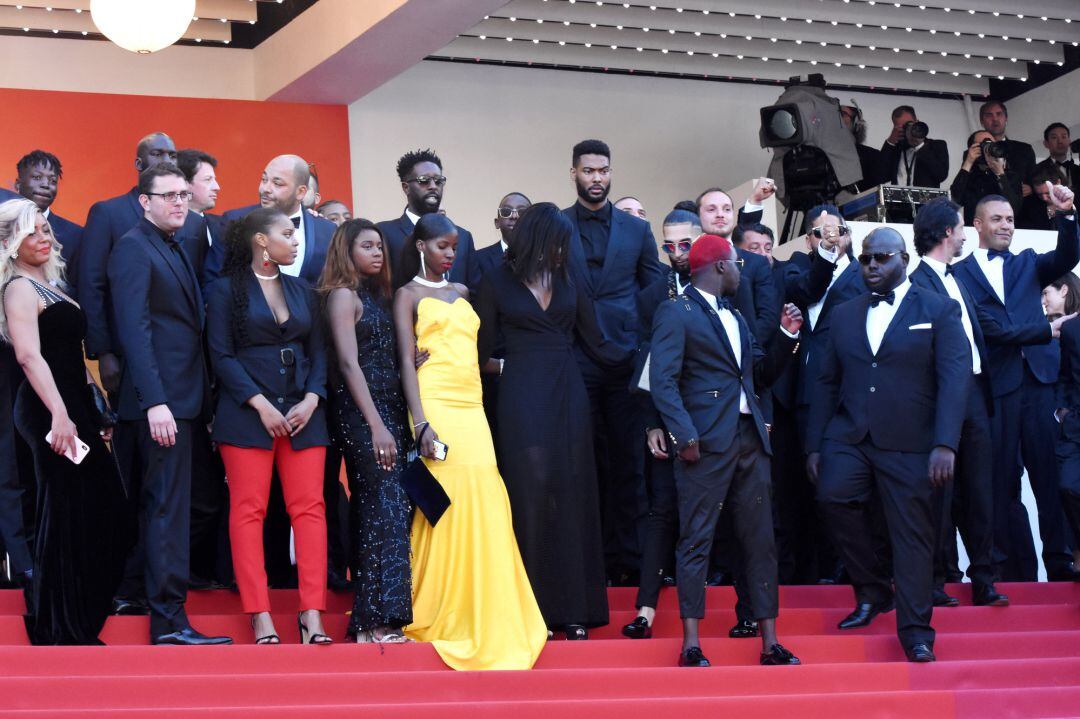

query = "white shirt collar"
[
  {"left": 874, "top": 277, "right": 911, "bottom": 304},
  {"left": 42, "top": 208, "right": 51, "bottom": 219},
  {"left": 500, "top": 239, "right": 508, "bottom": 253},
  {"left": 921, "top": 255, "right": 951, "bottom": 277},
  {"left": 405, "top": 207, "right": 421, "bottom": 227}
]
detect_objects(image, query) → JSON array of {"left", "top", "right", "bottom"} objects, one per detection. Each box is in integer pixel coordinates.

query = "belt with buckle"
[{"left": 280, "top": 347, "right": 295, "bottom": 367}]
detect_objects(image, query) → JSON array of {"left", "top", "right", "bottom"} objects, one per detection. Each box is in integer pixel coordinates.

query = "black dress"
[
  {"left": 477, "top": 266, "right": 624, "bottom": 628},
  {"left": 6, "top": 277, "right": 131, "bottom": 645},
  {"left": 328, "top": 287, "right": 413, "bottom": 635}
]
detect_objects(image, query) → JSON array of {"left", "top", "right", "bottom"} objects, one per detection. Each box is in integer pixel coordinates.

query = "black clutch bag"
[
  {"left": 398, "top": 457, "right": 451, "bottom": 526},
  {"left": 88, "top": 383, "right": 118, "bottom": 429}
]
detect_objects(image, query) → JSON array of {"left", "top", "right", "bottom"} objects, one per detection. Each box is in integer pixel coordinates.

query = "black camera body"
[
  {"left": 980, "top": 139, "right": 1008, "bottom": 159},
  {"left": 904, "top": 120, "right": 930, "bottom": 143}
]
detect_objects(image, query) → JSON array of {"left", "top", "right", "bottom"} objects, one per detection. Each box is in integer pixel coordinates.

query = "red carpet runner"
[{"left": 1, "top": 583, "right": 1078, "bottom": 717}]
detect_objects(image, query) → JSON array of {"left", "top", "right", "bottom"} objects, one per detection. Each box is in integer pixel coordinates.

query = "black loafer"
[
  {"left": 621, "top": 616, "right": 652, "bottom": 639},
  {"left": 905, "top": 643, "right": 936, "bottom": 663},
  {"left": 728, "top": 619, "right": 760, "bottom": 638},
  {"left": 972, "top": 585, "right": 1010, "bottom": 606},
  {"left": 678, "top": 646, "right": 710, "bottom": 667},
  {"left": 1046, "top": 565, "right": 1080, "bottom": 582},
  {"left": 112, "top": 597, "right": 149, "bottom": 616},
  {"left": 932, "top": 588, "right": 960, "bottom": 607},
  {"left": 152, "top": 627, "right": 233, "bottom": 646},
  {"left": 564, "top": 624, "right": 588, "bottom": 640},
  {"left": 760, "top": 643, "right": 801, "bottom": 665},
  {"left": 837, "top": 599, "right": 894, "bottom": 630}
]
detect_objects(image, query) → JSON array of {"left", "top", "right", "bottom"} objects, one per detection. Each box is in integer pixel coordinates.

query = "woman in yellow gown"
[{"left": 392, "top": 212, "right": 547, "bottom": 671}]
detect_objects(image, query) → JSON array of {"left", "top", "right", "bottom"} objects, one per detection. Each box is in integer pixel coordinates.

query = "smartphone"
[
  {"left": 432, "top": 439, "right": 449, "bottom": 462},
  {"left": 45, "top": 431, "right": 90, "bottom": 465}
]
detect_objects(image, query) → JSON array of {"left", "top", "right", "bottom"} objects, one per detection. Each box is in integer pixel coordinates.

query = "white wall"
[{"left": 348, "top": 60, "right": 978, "bottom": 248}]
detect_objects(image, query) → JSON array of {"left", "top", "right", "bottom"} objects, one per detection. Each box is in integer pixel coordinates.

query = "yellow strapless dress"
[{"left": 405, "top": 296, "right": 547, "bottom": 670}]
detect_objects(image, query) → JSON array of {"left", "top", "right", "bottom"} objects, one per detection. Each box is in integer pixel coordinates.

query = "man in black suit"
[
  {"left": 910, "top": 197, "right": 1008, "bottom": 607},
  {"left": 176, "top": 149, "right": 224, "bottom": 287},
  {"left": 13, "top": 150, "right": 82, "bottom": 273},
  {"left": 107, "top": 164, "right": 231, "bottom": 646},
  {"left": 564, "top": 139, "right": 664, "bottom": 585},
  {"left": 464, "top": 191, "right": 530, "bottom": 297},
  {"left": 807, "top": 228, "right": 970, "bottom": 662},
  {"left": 376, "top": 149, "right": 475, "bottom": 289},
  {"left": 879, "top": 105, "right": 950, "bottom": 189},
  {"left": 650, "top": 233, "right": 802, "bottom": 668},
  {"left": 951, "top": 130, "right": 1023, "bottom": 226},
  {"left": 1034, "top": 123, "right": 1079, "bottom": 192},
  {"left": 954, "top": 191, "right": 1080, "bottom": 582},
  {"left": 980, "top": 99, "right": 1037, "bottom": 198},
  {"left": 1018, "top": 168, "right": 1066, "bottom": 231}
]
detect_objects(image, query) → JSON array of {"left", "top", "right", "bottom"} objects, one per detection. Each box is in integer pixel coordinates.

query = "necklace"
[
  {"left": 253, "top": 270, "right": 280, "bottom": 281},
  {"left": 412, "top": 274, "right": 448, "bottom": 288}
]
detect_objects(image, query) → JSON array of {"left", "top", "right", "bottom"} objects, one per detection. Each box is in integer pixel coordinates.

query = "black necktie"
[
  {"left": 987, "top": 248, "right": 1011, "bottom": 262},
  {"left": 870, "top": 292, "right": 895, "bottom": 307},
  {"left": 291, "top": 215, "right": 301, "bottom": 228}
]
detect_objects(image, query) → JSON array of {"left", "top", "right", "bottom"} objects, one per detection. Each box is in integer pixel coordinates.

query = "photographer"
[
  {"left": 879, "top": 105, "right": 950, "bottom": 188},
  {"left": 840, "top": 104, "right": 885, "bottom": 190},
  {"left": 950, "top": 130, "right": 1022, "bottom": 225},
  {"left": 979, "top": 100, "right": 1036, "bottom": 197}
]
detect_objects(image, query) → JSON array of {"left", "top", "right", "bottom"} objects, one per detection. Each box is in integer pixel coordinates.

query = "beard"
[{"left": 576, "top": 178, "right": 610, "bottom": 204}]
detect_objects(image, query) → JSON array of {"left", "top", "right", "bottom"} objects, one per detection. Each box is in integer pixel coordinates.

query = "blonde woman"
[{"left": 0, "top": 198, "right": 130, "bottom": 644}]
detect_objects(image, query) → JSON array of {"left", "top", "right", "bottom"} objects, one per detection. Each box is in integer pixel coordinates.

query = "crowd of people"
[{"left": 0, "top": 109, "right": 1077, "bottom": 671}]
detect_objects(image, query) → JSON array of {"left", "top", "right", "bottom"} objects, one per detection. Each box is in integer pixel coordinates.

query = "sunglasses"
[
  {"left": 857, "top": 252, "right": 901, "bottom": 265},
  {"left": 497, "top": 206, "right": 527, "bottom": 219},
  {"left": 406, "top": 174, "right": 447, "bottom": 187},
  {"left": 810, "top": 225, "right": 851, "bottom": 239},
  {"left": 724, "top": 257, "right": 745, "bottom": 268},
  {"left": 661, "top": 239, "right": 694, "bottom": 255}
]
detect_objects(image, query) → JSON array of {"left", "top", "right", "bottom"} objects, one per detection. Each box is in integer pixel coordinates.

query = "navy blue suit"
[
  {"left": 221, "top": 205, "right": 333, "bottom": 287},
  {"left": 188, "top": 212, "right": 226, "bottom": 287},
  {"left": 954, "top": 215, "right": 1080, "bottom": 580},
  {"left": 376, "top": 211, "right": 474, "bottom": 290},
  {"left": 1054, "top": 318, "right": 1080, "bottom": 547}
]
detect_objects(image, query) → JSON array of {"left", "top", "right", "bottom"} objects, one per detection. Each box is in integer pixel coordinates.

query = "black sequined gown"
[{"left": 329, "top": 287, "right": 413, "bottom": 635}]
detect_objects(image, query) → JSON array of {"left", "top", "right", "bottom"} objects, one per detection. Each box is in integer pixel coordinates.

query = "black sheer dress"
[
  {"left": 6, "top": 277, "right": 131, "bottom": 645},
  {"left": 477, "top": 265, "right": 626, "bottom": 628},
  {"left": 328, "top": 287, "right": 413, "bottom": 636}
]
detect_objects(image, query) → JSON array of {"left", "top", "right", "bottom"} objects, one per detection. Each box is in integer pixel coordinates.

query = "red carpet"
[{"left": 1, "top": 583, "right": 1077, "bottom": 717}]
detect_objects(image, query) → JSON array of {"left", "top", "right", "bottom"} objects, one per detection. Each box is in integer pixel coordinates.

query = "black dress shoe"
[
  {"left": 327, "top": 570, "right": 354, "bottom": 593},
  {"left": 661, "top": 574, "right": 676, "bottom": 587},
  {"left": 678, "top": 646, "right": 710, "bottom": 667},
  {"left": 760, "top": 643, "right": 801, "bottom": 665},
  {"left": 564, "top": 624, "right": 588, "bottom": 640},
  {"left": 932, "top": 588, "right": 960, "bottom": 607},
  {"left": 1046, "top": 564, "right": 1080, "bottom": 582},
  {"left": 152, "top": 627, "right": 233, "bottom": 646},
  {"left": 728, "top": 619, "right": 760, "bottom": 638},
  {"left": 621, "top": 616, "right": 652, "bottom": 639},
  {"left": 837, "top": 599, "right": 894, "bottom": 630},
  {"left": 972, "top": 586, "right": 1010, "bottom": 607},
  {"left": 112, "top": 597, "right": 149, "bottom": 616},
  {"left": 905, "top": 643, "right": 936, "bottom": 663},
  {"left": 705, "top": 571, "right": 731, "bottom": 587}
]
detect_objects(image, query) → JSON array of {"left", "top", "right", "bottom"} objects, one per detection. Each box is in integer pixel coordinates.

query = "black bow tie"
[
  {"left": 715, "top": 297, "right": 733, "bottom": 312},
  {"left": 944, "top": 264, "right": 955, "bottom": 276},
  {"left": 870, "top": 292, "right": 895, "bottom": 307},
  {"left": 987, "top": 248, "right": 1011, "bottom": 261},
  {"left": 291, "top": 215, "right": 302, "bottom": 228}
]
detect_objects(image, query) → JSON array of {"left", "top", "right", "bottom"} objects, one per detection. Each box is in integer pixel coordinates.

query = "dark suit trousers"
[
  {"left": 817, "top": 438, "right": 935, "bottom": 649},
  {"left": 991, "top": 368, "right": 1073, "bottom": 580},
  {"left": 635, "top": 452, "right": 677, "bottom": 609},
  {"left": 770, "top": 400, "right": 816, "bottom": 584},
  {"left": 1055, "top": 425, "right": 1080, "bottom": 549},
  {"left": 189, "top": 422, "right": 228, "bottom": 583},
  {"left": 0, "top": 345, "right": 33, "bottom": 575},
  {"left": 323, "top": 446, "right": 349, "bottom": 580},
  {"left": 934, "top": 377, "right": 995, "bottom": 590},
  {"left": 674, "top": 416, "right": 778, "bottom": 620}
]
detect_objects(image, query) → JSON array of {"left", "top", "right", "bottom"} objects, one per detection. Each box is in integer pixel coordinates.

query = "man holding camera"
[
  {"left": 950, "top": 130, "right": 1022, "bottom": 225},
  {"left": 879, "top": 106, "right": 950, "bottom": 189},
  {"left": 979, "top": 100, "right": 1037, "bottom": 198}
]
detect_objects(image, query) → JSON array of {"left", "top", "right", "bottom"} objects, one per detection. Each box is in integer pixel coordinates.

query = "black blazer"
[
  {"left": 221, "top": 204, "right": 333, "bottom": 287},
  {"left": 950, "top": 167, "right": 1023, "bottom": 226},
  {"left": 78, "top": 188, "right": 203, "bottom": 358},
  {"left": 1056, "top": 318, "right": 1080, "bottom": 441},
  {"left": 189, "top": 212, "right": 227, "bottom": 287},
  {"left": 735, "top": 248, "right": 779, "bottom": 345},
  {"left": 107, "top": 218, "right": 209, "bottom": 422},
  {"left": 462, "top": 241, "right": 505, "bottom": 297},
  {"left": 806, "top": 284, "right": 970, "bottom": 454},
  {"left": 769, "top": 256, "right": 801, "bottom": 411},
  {"left": 649, "top": 286, "right": 798, "bottom": 455},
  {"left": 879, "top": 138, "right": 950, "bottom": 188},
  {"left": 954, "top": 214, "right": 1078, "bottom": 397},
  {"left": 1017, "top": 195, "right": 1056, "bottom": 231},
  {"left": 563, "top": 202, "right": 664, "bottom": 355},
  {"left": 1033, "top": 157, "right": 1080, "bottom": 191},
  {"left": 47, "top": 210, "right": 83, "bottom": 275},
  {"left": 1003, "top": 139, "right": 1037, "bottom": 187},
  {"left": 376, "top": 211, "right": 475, "bottom": 290},
  {"left": 206, "top": 274, "right": 328, "bottom": 450}
]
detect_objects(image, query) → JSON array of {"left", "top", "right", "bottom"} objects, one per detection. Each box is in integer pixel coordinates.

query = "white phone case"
[{"left": 45, "top": 431, "right": 90, "bottom": 465}]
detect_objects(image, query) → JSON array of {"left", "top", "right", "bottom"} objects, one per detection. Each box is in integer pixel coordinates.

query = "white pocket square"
[{"left": 909, "top": 323, "right": 932, "bottom": 330}]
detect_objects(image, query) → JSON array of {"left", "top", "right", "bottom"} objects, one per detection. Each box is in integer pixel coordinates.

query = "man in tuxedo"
[
  {"left": 954, "top": 191, "right": 1080, "bottom": 582},
  {"left": 1033, "top": 123, "right": 1078, "bottom": 192},
  {"left": 564, "top": 139, "right": 664, "bottom": 585},
  {"left": 879, "top": 105, "right": 950, "bottom": 189},
  {"left": 650, "top": 233, "right": 802, "bottom": 668},
  {"left": 1018, "top": 168, "right": 1066, "bottom": 231},
  {"left": 910, "top": 197, "right": 1009, "bottom": 607},
  {"left": 108, "top": 164, "right": 231, "bottom": 646},
  {"left": 377, "top": 149, "right": 475, "bottom": 288},
  {"left": 463, "top": 192, "right": 530, "bottom": 296},
  {"left": 13, "top": 150, "right": 82, "bottom": 273},
  {"left": 951, "top": 130, "right": 1024, "bottom": 226},
  {"left": 807, "top": 227, "right": 969, "bottom": 662},
  {"left": 980, "top": 99, "right": 1037, "bottom": 198},
  {"left": 176, "top": 149, "right": 224, "bottom": 286}
]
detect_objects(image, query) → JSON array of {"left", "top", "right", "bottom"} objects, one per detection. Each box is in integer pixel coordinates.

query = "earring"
[
  {"left": 262, "top": 249, "right": 270, "bottom": 267},
  {"left": 419, "top": 249, "right": 428, "bottom": 280}
]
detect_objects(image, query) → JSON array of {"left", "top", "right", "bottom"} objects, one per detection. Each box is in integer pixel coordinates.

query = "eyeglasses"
[
  {"left": 857, "top": 252, "right": 901, "bottom": 265},
  {"left": 661, "top": 240, "right": 693, "bottom": 255},
  {"left": 406, "top": 174, "right": 447, "bottom": 187},
  {"left": 497, "top": 206, "right": 527, "bottom": 219},
  {"left": 810, "top": 225, "right": 851, "bottom": 239},
  {"left": 724, "top": 257, "right": 745, "bottom": 268},
  {"left": 145, "top": 191, "right": 192, "bottom": 203}
]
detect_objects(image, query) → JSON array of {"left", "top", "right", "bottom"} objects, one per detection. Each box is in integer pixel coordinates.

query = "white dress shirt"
[
  {"left": 282, "top": 210, "right": 306, "bottom": 278},
  {"left": 897, "top": 142, "right": 924, "bottom": 186},
  {"left": 866, "top": 279, "right": 911, "bottom": 355},
  {"left": 922, "top": 257, "right": 982, "bottom": 375},
  {"left": 405, "top": 207, "right": 422, "bottom": 227},
  {"left": 808, "top": 246, "right": 850, "bottom": 331},
  {"left": 696, "top": 287, "right": 751, "bottom": 414},
  {"left": 970, "top": 247, "right": 1007, "bottom": 304}
]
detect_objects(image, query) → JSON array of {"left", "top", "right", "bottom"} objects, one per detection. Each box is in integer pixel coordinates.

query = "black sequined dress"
[{"left": 329, "top": 287, "right": 413, "bottom": 635}]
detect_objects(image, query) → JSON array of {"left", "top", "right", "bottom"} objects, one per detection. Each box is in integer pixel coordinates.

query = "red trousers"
[{"left": 220, "top": 440, "right": 327, "bottom": 614}]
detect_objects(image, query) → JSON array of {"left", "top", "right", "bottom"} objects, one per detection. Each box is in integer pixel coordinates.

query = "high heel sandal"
[
  {"left": 250, "top": 615, "right": 280, "bottom": 645},
  {"left": 297, "top": 613, "right": 333, "bottom": 645},
  {"left": 564, "top": 624, "right": 588, "bottom": 640}
]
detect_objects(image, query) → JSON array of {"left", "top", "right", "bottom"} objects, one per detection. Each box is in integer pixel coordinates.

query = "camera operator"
[
  {"left": 1032, "top": 123, "right": 1078, "bottom": 192},
  {"left": 840, "top": 104, "right": 886, "bottom": 191},
  {"left": 950, "top": 130, "right": 1022, "bottom": 225},
  {"left": 979, "top": 100, "right": 1036, "bottom": 197},
  {"left": 879, "top": 105, "right": 950, "bottom": 189}
]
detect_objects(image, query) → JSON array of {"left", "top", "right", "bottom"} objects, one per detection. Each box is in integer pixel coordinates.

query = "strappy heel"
[
  {"left": 297, "top": 613, "right": 333, "bottom": 645},
  {"left": 250, "top": 615, "right": 279, "bottom": 645}
]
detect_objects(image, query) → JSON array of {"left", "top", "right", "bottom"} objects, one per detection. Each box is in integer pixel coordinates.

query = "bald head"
[
  {"left": 863, "top": 227, "right": 905, "bottom": 254},
  {"left": 860, "top": 227, "right": 908, "bottom": 293},
  {"left": 135, "top": 132, "right": 177, "bottom": 174},
  {"left": 260, "top": 155, "right": 310, "bottom": 215}
]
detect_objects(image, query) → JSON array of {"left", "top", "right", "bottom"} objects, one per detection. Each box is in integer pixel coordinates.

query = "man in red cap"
[{"left": 649, "top": 234, "right": 804, "bottom": 667}]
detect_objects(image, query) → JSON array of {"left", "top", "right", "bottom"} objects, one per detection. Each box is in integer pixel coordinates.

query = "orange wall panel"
[{"left": 0, "top": 88, "right": 352, "bottom": 223}]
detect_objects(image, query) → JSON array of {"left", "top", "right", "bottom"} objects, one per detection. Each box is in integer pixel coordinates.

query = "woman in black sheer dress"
[
  {"left": 477, "top": 202, "right": 627, "bottom": 638},
  {"left": 0, "top": 198, "right": 129, "bottom": 645}
]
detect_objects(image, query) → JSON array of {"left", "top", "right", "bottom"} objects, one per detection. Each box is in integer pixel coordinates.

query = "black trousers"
[
  {"left": 323, "top": 445, "right": 348, "bottom": 582},
  {"left": 817, "top": 438, "right": 935, "bottom": 650},
  {"left": 1055, "top": 419, "right": 1080, "bottom": 554},
  {"left": 189, "top": 422, "right": 227, "bottom": 584},
  {"left": 674, "top": 416, "right": 778, "bottom": 621},
  {"left": 771, "top": 400, "right": 818, "bottom": 584},
  {"left": 991, "top": 368, "right": 1073, "bottom": 580},
  {"left": 635, "top": 450, "right": 677, "bottom": 609},
  {"left": 934, "top": 377, "right": 995, "bottom": 590},
  {"left": 579, "top": 355, "right": 646, "bottom": 581},
  {"left": 0, "top": 345, "right": 33, "bottom": 576}
]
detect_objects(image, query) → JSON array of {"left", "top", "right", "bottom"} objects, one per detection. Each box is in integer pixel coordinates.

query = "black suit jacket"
[
  {"left": 879, "top": 138, "right": 950, "bottom": 188},
  {"left": 376, "top": 211, "right": 475, "bottom": 290},
  {"left": 1003, "top": 139, "right": 1037, "bottom": 186},
  {"left": 462, "top": 241, "right": 505, "bottom": 297},
  {"left": 189, "top": 212, "right": 227, "bottom": 287},
  {"left": 221, "top": 204, "right": 333, "bottom": 287},
  {"left": 563, "top": 202, "right": 664, "bottom": 355},
  {"left": 206, "top": 273, "right": 328, "bottom": 450},
  {"left": 649, "top": 286, "right": 798, "bottom": 455},
  {"left": 1017, "top": 195, "right": 1056, "bottom": 231},
  {"left": 1033, "top": 157, "right": 1080, "bottom": 192},
  {"left": 1056, "top": 318, "right": 1080, "bottom": 441},
  {"left": 46, "top": 210, "right": 83, "bottom": 274},
  {"left": 107, "top": 218, "right": 209, "bottom": 422},
  {"left": 806, "top": 284, "right": 970, "bottom": 454},
  {"left": 735, "top": 248, "right": 779, "bottom": 345},
  {"left": 950, "top": 167, "right": 1023, "bottom": 226}
]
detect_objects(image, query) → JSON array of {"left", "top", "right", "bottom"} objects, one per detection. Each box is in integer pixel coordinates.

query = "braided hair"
[{"left": 220, "top": 206, "right": 289, "bottom": 348}]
